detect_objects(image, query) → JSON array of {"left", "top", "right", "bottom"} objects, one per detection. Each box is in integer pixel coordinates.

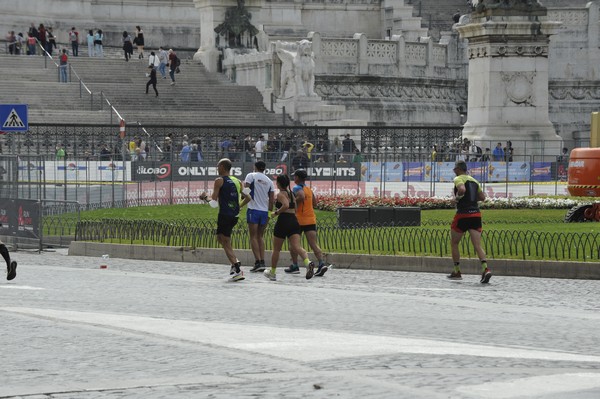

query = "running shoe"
[
  {"left": 228, "top": 271, "right": 245, "bottom": 282},
  {"left": 249, "top": 262, "right": 265, "bottom": 273},
  {"left": 315, "top": 264, "right": 329, "bottom": 277},
  {"left": 263, "top": 270, "right": 277, "bottom": 281},
  {"left": 284, "top": 264, "right": 300, "bottom": 274},
  {"left": 306, "top": 262, "right": 315, "bottom": 280},
  {"left": 447, "top": 271, "right": 462, "bottom": 280},
  {"left": 7, "top": 260, "right": 17, "bottom": 281},
  {"left": 480, "top": 268, "right": 492, "bottom": 284}
]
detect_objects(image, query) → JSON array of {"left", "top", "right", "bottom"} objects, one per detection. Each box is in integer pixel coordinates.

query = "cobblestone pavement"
[{"left": 1, "top": 249, "right": 600, "bottom": 398}]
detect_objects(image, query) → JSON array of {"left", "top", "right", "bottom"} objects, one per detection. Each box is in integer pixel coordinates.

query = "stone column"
[{"left": 456, "top": 2, "right": 563, "bottom": 155}]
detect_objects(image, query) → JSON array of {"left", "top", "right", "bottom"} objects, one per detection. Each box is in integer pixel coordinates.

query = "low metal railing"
[{"left": 72, "top": 218, "right": 600, "bottom": 262}]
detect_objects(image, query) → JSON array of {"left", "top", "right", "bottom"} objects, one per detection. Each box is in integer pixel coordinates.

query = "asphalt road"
[{"left": 1, "top": 249, "right": 599, "bottom": 398}]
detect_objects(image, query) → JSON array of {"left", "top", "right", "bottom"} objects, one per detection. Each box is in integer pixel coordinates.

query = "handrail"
[
  {"left": 136, "top": 121, "right": 163, "bottom": 154},
  {"left": 33, "top": 37, "right": 125, "bottom": 125}
]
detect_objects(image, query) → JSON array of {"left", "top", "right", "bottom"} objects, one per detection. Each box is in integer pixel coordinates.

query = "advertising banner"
[
  {"left": 18, "top": 161, "right": 129, "bottom": 182},
  {"left": 131, "top": 162, "right": 361, "bottom": 182},
  {"left": 530, "top": 162, "right": 553, "bottom": 182},
  {"left": 361, "top": 161, "right": 541, "bottom": 183},
  {"left": 0, "top": 199, "right": 39, "bottom": 238},
  {"left": 125, "top": 180, "right": 365, "bottom": 203}
]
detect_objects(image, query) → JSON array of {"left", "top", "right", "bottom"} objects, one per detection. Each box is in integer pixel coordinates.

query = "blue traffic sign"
[{"left": 0, "top": 104, "right": 28, "bottom": 132}]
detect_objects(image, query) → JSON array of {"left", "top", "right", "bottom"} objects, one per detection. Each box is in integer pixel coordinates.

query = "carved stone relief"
[
  {"left": 321, "top": 40, "right": 358, "bottom": 57},
  {"left": 366, "top": 42, "right": 396, "bottom": 61},
  {"left": 500, "top": 72, "right": 535, "bottom": 105},
  {"left": 314, "top": 82, "right": 467, "bottom": 102},
  {"left": 469, "top": 45, "right": 547, "bottom": 58}
]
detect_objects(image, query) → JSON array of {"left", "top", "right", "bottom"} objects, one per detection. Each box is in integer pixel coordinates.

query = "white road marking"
[
  {"left": 0, "top": 285, "right": 44, "bottom": 290},
  {"left": 2, "top": 307, "right": 600, "bottom": 365},
  {"left": 457, "top": 373, "right": 600, "bottom": 398}
]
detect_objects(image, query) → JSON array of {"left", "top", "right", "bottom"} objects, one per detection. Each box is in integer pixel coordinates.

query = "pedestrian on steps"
[
  {"left": 148, "top": 51, "right": 159, "bottom": 70},
  {"left": 158, "top": 46, "right": 168, "bottom": 79},
  {"left": 94, "top": 29, "right": 103, "bottom": 57},
  {"left": 122, "top": 31, "right": 133, "bottom": 61},
  {"left": 68, "top": 27, "right": 79, "bottom": 56},
  {"left": 59, "top": 49, "right": 68, "bottom": 83},
  {"left": 135, "top": 26, "right": 145, "bottom": 59},
  {"left": 168, "top": 49, "right": 177, "bottom": 85},
  {"left": 145, "top": 65, "right": 158, "bottom": 97},
  {"left": 87, "top": 29, "right": 95, "bottom": 57}
]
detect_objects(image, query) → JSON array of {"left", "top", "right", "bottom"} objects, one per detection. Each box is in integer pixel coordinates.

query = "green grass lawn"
[
  {"left": 73, "top": 205, "right": 591, "bottom": 233},
  {"left": 49, "top": 205, "right": 599, "bottom": 261}
]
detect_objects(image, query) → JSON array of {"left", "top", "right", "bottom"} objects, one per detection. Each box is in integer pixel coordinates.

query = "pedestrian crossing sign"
[{"left": 0, "top": 104, "right": 28, "bottom": 132}]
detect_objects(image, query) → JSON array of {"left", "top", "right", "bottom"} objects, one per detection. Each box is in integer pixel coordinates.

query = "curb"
[{"left": 68, "top": 241, "right": 600, "bottom": 280}]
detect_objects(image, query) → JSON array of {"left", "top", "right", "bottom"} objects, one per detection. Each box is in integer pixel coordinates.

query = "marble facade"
[{"left": 1, "top": 0, "right": 599, "bottom": 146}]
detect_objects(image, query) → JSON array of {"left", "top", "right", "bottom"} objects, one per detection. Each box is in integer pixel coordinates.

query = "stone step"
[{"left": 0, "top": 52, "right": 290, "bottom": 126}]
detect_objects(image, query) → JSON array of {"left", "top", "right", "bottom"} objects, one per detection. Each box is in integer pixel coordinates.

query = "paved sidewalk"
[{"left": 1, "top": 250, "right": 600, "bottom": 398}]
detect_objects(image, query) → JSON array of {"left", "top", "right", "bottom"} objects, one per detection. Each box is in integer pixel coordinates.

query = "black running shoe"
[
  {"left": 481, "top": 268, "right": 492, "bottom": 284},
  {"left": 284, "top": 264, "right": 300, "bottom": 274},
  {"left": 249, "top": 262, "right": 265, "bottom": 273},
  {"left": 7, "top": 260, "right": 16, "bottom": 281},
  {"left": 315, "top": 264, "right": 329, "bottom": 277}
]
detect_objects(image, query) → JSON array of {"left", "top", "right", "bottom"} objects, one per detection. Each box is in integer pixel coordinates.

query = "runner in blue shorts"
[{"left": 242, "top": 161, "right": 275, "bottom": 273}]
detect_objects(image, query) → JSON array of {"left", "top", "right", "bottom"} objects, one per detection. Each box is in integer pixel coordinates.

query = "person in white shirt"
[
  {"left": 254, "top": 135, "right": 265, "bottom": 160},
  {"left": 241, "top": 160, "right": 275, "bottom": 272},
  {"left": 148, "top": 51, "right": 160, "bottom": 69}
]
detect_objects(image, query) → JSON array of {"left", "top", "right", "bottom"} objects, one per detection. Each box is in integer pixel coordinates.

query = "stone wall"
[{"left": 1, "top": 0, "right": 599, "bottom": 143}]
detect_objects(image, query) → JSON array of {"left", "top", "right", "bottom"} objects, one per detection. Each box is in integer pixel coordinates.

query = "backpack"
[{"left": 175, "top": 56, "right": 181, "bottom": 73}]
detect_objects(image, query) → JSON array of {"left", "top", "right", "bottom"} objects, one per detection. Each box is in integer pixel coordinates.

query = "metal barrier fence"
[
  {"left": 4, "top": 124, "right": 566, "bottom": 163},
  {"left": 2, "top": 124, "right": 463, "bottom": 161},
  {"left": 73, "top": 218, "right": 600, "bottom": 262},
  {"left": 1, "top": 153, "right": 572, "bottom": 209}
]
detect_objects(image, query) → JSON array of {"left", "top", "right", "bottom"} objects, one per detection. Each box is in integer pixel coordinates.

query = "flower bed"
[{"left": 315, "top": 195, "right": 586, "bottom": 212}]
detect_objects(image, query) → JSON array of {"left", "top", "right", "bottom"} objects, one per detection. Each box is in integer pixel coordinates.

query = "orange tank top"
[{"left": 294, "top": 184, "right": 317, "bottom": 225}]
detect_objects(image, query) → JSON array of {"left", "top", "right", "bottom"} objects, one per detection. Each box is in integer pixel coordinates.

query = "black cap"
[
  {"left": 293, "top": 169, "right": 308, "bottom": 179},
  {"left": 454, "top": 160, "right": 467, "bottom": 171}
]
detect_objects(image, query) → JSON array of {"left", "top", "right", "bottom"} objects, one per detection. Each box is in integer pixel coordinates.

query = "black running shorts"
[
  {"left": 273, "top": 213, "right": 301, "bottom": 239},
  {"left": 451, "top": 213, "right": 482, "bottom": 233},
  {"left": 217, "top": 214, "right": 238, "bottom": 237},
  {"left": 300, "top": 224, "right": 317, "bottom": 233}
]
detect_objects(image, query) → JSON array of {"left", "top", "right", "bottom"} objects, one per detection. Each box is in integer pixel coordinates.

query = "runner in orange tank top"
[{"left": 284, "top": 169, "right": 329, "bottom": 277}]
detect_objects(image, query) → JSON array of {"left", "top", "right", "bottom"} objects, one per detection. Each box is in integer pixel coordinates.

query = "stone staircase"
[
  {"left": 409, "top": 0, "right": 468, "bottom": 40},
  {"left": 0, "top": 49, "right": 290, "bottom": 127}
]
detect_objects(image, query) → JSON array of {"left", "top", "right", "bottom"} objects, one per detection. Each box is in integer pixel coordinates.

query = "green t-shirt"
[{"left": 453, "top": 174, "right": 482, "bottom": 214}]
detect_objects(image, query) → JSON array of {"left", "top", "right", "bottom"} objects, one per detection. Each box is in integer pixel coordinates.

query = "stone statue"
[
  {"left": 473, "top": 0, "right": 545, "bottom": 14},
  {"left": 276, "top": 40, "right": 317, "bottom": 98},
  {"left": 214, "top": 0, "right": 259, "bottom": 48}
]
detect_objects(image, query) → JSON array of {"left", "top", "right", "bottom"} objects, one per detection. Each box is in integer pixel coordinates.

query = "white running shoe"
[{"left": 263, "top": 270, "right": 276, "bottom": 281}]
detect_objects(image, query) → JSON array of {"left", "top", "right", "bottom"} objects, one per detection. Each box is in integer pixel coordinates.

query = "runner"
[
  {"left": 200, "top": 158, "right": 249, "bottom": 282},
  {"left": 242, "top": 161, "right": 275, "bottom": 273},
  {"left": 448, "top": 160, "right": 492, "bottom": 284},
  {"left": 2, "top": 241, "right": 16, "bottom": 281},
  {"left": 264, "top": 174, "right": 314, "bottom": 281},
  {"left": 285, "top": 169, "right": 329, "bottom": 277}
]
